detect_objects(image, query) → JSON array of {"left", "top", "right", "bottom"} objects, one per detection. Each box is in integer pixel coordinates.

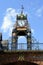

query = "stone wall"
[{"left": 0, "top": 51, "right": 43, "bottom": 65}]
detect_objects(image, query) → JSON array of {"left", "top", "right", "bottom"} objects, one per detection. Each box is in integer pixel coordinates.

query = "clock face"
[{"left": 18, "top": 20, "right": 26, "bottom": 27}]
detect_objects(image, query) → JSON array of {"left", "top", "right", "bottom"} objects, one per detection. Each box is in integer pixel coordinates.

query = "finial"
[{"left": 21, "top": 5, "right": 24, "bottom": 14}]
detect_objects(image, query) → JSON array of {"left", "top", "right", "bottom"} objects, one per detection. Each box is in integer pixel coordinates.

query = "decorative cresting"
[{"left": 12, "top": 5, "right": 32, "bottom": 50}]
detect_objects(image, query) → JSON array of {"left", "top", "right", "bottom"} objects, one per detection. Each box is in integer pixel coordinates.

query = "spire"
[
  {"left": 17, "top": 5, "right": 27, "bottom": 20},
  {"left": 21, "top": 5, "right": 24, "bottom": 14}
]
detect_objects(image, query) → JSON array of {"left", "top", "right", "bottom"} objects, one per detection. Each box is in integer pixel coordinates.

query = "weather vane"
[{"left": 21, "top": 5, "right": 24, "bottom": 14}]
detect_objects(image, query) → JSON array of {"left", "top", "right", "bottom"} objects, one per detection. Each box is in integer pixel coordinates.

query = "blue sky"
[{"left": 0, "top": 0, "right": 43, "bottom": 43}]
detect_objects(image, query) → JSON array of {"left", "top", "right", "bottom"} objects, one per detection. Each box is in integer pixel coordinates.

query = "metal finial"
[{"left": 21, "top": 5, "right": 24, "bottom": 14}]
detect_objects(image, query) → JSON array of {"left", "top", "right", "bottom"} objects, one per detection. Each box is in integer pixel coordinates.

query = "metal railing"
[
  {"left": 31, "top": 43, "right": 43, "bottom": 50},
  {"left": 8, "top": 43, "right": 43, "bottom": 51},
  {"left": 0, "top": 42, "right": 43, "bottom": 51}
]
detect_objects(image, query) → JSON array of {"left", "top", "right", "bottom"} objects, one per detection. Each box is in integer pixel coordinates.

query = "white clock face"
[{"left": 18, "top": 20, "right": 25, "bottom": 27}]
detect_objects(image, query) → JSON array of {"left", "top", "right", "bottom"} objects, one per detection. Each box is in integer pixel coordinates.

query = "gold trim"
[{"left": 17, "top": 27, "right": 27, "bottom": 30}]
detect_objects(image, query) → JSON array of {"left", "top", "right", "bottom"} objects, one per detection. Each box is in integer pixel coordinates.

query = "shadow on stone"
[{"left": 4, "top": 61, "right": 38, "bottom": 65}]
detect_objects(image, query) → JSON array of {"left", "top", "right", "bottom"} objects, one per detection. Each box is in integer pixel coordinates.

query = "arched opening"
[
  {"left": 17, "top": 36, "right": 27, "bottom": 50},
  {"left": 4, "top": 61, "right": 38, "bottom": 65}
]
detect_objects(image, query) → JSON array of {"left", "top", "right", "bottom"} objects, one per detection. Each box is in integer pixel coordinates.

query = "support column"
[
  {"left": 12, "top": 30, "right": 17, "bottom": 50},
  {"left": 27, "top": 30, "right": 32, "bottom": 50}
]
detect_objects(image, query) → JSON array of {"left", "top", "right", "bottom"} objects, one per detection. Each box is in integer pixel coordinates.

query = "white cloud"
[
  {"left": 35, "top": 7, "right": 43, "bottom": 17},
  {"left": 1, "top": 8, "right": 18, "bottom": 36},
  {"left": 1, "top": 16, "right": 12, "bottom": 32}
]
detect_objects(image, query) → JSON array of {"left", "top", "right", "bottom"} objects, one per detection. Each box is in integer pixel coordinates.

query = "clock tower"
[{"left": 12, "top": 6, "right": 32, "bottom": 50}]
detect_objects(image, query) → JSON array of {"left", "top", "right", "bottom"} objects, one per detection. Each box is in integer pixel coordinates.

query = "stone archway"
[{"left": 4, "top": 61, "right": 38, "bottom": 65}]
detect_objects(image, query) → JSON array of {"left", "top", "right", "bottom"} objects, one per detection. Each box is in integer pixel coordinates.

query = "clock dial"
[{"left": 18, "top": 20, "right": 25, "bottom": 27}]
